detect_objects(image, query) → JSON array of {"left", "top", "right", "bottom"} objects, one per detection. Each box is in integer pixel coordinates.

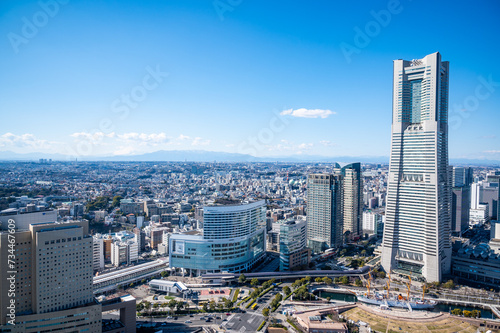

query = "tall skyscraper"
[
  {"left": 451, "top": 166, "right": 472, "bottom": 236},
  {"left": 452, "top": 167, "right": 473, "bottom": 187},
  {"left": 307, "top": 173, "right": 343, "bottom": 253},
  {"left": 341, "top": 163, "right": 363, "bottom": 240},
  {"left": 381, "top": 52, "right": 452, "bottom": 282}
]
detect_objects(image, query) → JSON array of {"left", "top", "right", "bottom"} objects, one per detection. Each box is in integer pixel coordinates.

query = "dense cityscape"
[{"left": 2, "top": 1, "right": 500, "bottom": 333}]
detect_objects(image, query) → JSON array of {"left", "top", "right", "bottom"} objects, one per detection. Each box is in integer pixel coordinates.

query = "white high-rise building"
[
  {"left": 381, "top": 52, "right": 452, "bottom": 282},
  {"left": 471, "top": 182, "right": 481, "bottom": 210},
  {"left": 93, "top": 235, "right": 105, "bottom": 271}
]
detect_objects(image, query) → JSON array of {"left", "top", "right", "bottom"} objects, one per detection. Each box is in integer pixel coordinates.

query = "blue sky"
[{"left": 0, "top": 0, "right": 499, "bottom": 159}]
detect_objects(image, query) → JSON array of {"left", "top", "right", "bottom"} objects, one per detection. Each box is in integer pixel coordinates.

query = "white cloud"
[
  {"left": 280, "top": 108, "right": 336, "bottom": 119},
  {"left": 0, "top": 132, "right": 49, "bottom": 149},
  {"left": 113, "top": 146, "right": 136, "bottom": 156},
  {"left": 116, "top": 132, "right": 169, "bottom": 144},
  {"left": 484, "top": 150, "right": 500, "bottom": 154},
  {"left": 71, "top": 131, "right": 115, "bottom": 142},
  {"left": 298, "top": 143, "right": 313, "bottom": 150},
  {"left": 319, "top": 140, "right": 337, "bottom": 147},
  {"left": 192, "top": 137, "right": 210, "bottom": 146},
  {"left": 263, "top": 141, "right": 313, "bottom": 153}
]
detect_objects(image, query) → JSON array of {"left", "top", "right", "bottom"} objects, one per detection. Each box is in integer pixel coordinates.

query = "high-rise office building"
[
  {"left": 306, "top": 173, "right": 343, "bottom": 253},
  {"left": 341, "top": 163, "right": 363, "bottom": 240},
  {"left": 451, "top": 166, "right": 472, "bottom": 236},
  {"left": 381, "top": 52, "right": 452, "bottom": 282},
  {"left": 279, "top": 218, "right": 310, "bottom": 271},
  {"left": 0, "top": 219, "right": 101, "bottom": 332},
  {"left": 452, "top": 167, "right": 473, "bottom": 187}
]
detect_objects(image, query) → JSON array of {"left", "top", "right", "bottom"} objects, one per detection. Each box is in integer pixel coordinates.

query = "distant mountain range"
[{"left": 0, "top": 149, "right": 499, "bottom": 165}]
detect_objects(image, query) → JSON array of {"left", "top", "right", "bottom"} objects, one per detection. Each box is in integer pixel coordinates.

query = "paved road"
[
  {"left": 223, "top": 311, "right": 264, "bottom": 332},
  {"left": 130, "top": 312, "right": 232, "bottom": 331}
]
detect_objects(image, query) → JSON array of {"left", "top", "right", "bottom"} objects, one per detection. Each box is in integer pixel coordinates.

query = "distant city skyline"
[{"left": 1, "top": 1, "right": 499, "bottom": 160}]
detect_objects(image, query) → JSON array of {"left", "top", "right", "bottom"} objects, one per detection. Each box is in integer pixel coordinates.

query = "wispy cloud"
[
  {"left": 116, "top": 132, "right": 169, "bottom": 144},
  {"left": 192, "top": 137, "right": 211, "bottom": 146},
  {"left": 280, "top": 108, "right": 336, "bottom": 119},
  {"left": 0, "top": 132, "right": 50, "bottom": 149},
  {"left": 319, "top": 140, "right": 337, "bottom": 147},
  {"left": 71, "top": 132, "right": 116, "bottom": 143},
  {"left": 484, "top": 150, "right": 500, "bottom": 154},
  {"left": 264, "top": 140, "right": 313, "bottom": 154}
]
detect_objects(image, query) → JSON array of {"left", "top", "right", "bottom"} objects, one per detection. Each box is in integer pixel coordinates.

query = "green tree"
[
  {"left": 340, "top": 276, "right": 349, "bottom": 285},
  {"left": 463, "top": 310, "right": 472, "bottom": 317},
  {"left": 315, "top": 277, "right": 322, "bottom": 283},
  {"left": 160, "top": 271, "right": 169, "bottom": 278},
  {"left": 176, "top": 301, "right": 185, "bottom": 312},
  {"left": 442, "top": 279, "right": 455, "bottom": 289},
  {"left": 262, "top": 308, "right": 270, "bottom": 317},
  {"left": 355, "top": 278, "right": 363, "bottom": 287},
  {"left": 250, "top": 289, "right": 260, "bottom": 299},
  {"left": 112, "top": 195, "right": 123, "bottom": 207},
  {"left": 223, "top": 298, "right": 233, "bottom": 309},
  {"left": 322, "top": 277, "right": 333, "bottom": 285},
  {"left": 471, "top": 310, "right": 481, "bottom": 318},
  {"left": 251, "top": 278, "right": 259, "bottom": 287},
  {"left": 86, "top": 196, "right": 110, "bottom": 212},
  {"left": 209, "top": 300, "right": 216, "bottom": 311},
  {"left": 239, "top": 274, "right": 247, "bottom": 284},
  {"left": 283, "top": 286, "right": 291, "bottom": 296},
  {"left": 451, "top": 308, "right": 463, "bottom": 316},
  {"left": 168, "top": 300, "right": 177, "bottom": 313},
  {"left": 377, "top": 271, "right": 386, "bottom": 279},
  {"left": 305, "top": 276, "right": 311, "bottom": 283}
]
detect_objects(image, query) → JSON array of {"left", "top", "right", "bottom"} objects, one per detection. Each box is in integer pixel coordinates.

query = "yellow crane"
[
  {"left": 385, "top": 271, "right": 391, "bottom": 299},
  {"left": 404, "top": 275, "right": 412, "bottom": 301},
  {"left": 366, "top": 271, "right": 373, "bottom": 297}
]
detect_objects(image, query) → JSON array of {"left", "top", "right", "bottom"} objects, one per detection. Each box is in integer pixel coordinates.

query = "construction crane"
[
  {"left": 366, "top": 271, "right": 373, "bottom": 297},
  {"left": 404, "top": 275, "right": 412, "bottom": 301},
  {"left": 422, "top": 284, "right": 427, "bottom": 301},
  {"left": 385, "top": 271, "right": 391, "bottom": 299}
]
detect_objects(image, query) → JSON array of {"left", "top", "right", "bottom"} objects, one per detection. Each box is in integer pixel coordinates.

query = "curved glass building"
[{"left": 169, "top": 200, "right": 266, "bottom": 275}]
